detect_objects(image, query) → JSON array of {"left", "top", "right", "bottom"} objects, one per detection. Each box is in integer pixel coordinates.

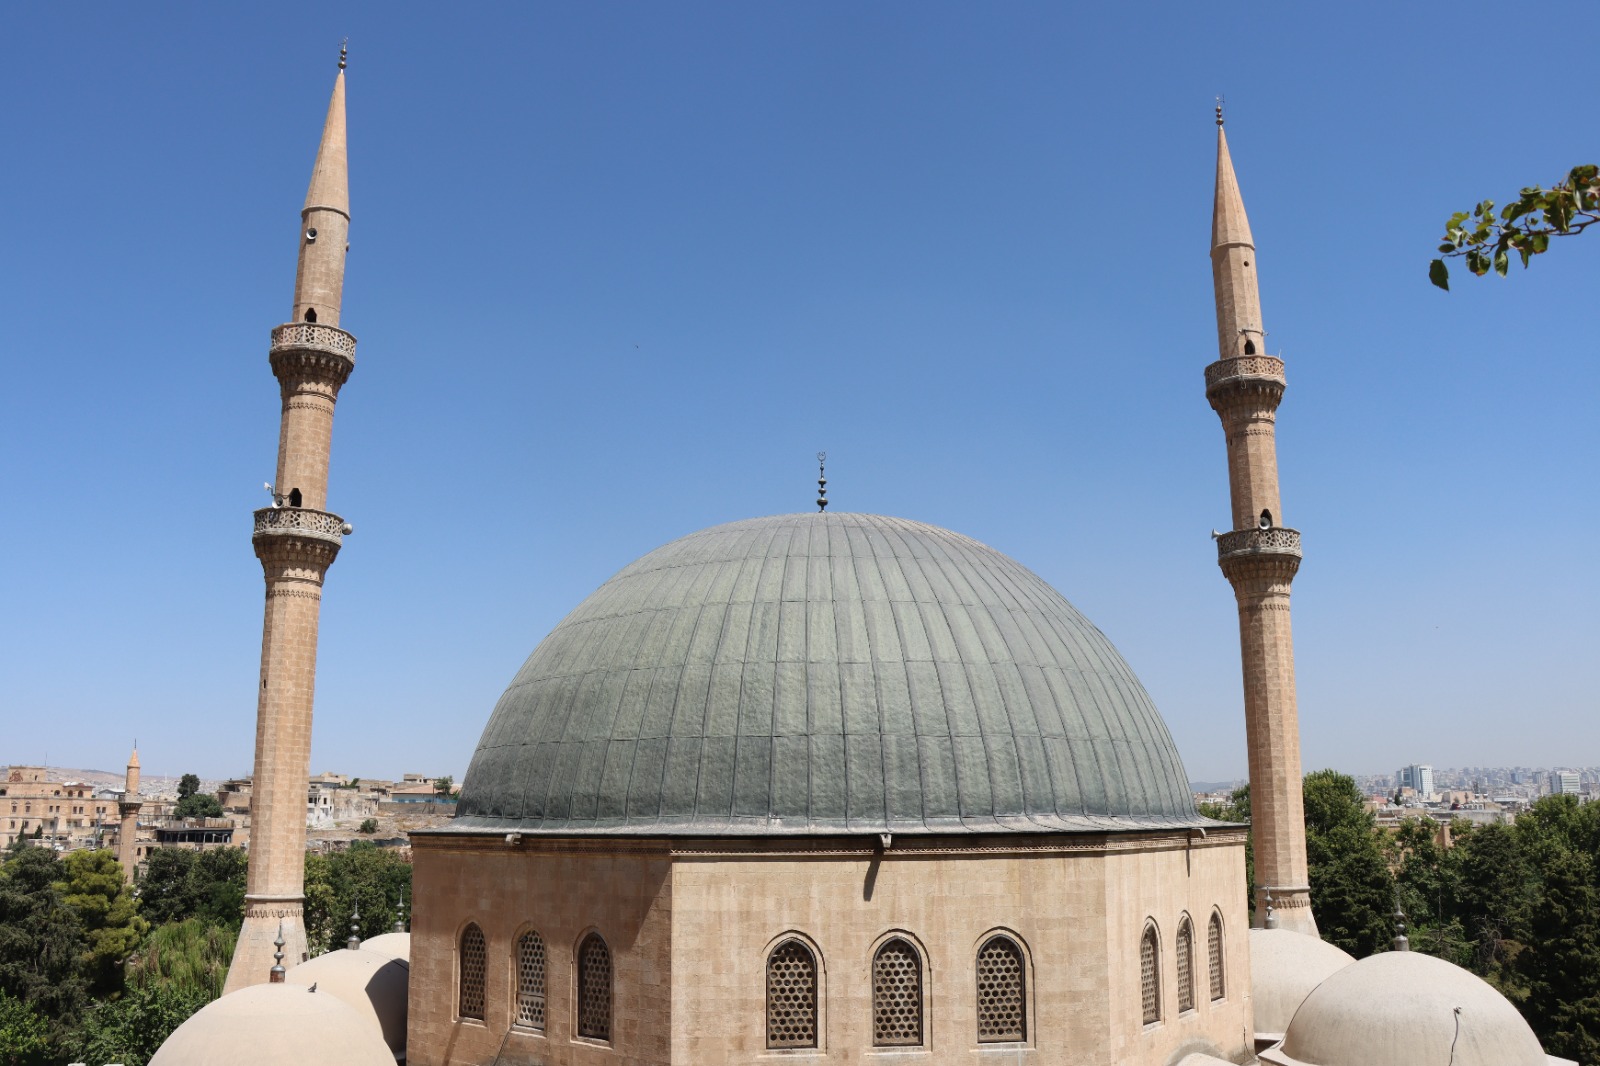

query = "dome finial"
[
  {"left": 816, "top": 452, "right": 828, "bottom": 512},
  {"left": 339, "top": 39, "right": 348, "bottom": 71},
  {"left": 269, "top": 921, "right": 287, "bottom": 982},
  {"left": 346, "top": 903, "right": 362, "bottom": 951},
  {"left": 1263, "top": 889, "right": 1279, "bottom": 929},
  {"left": 393, "top": 893, "right": 407, "bottom": 934},
  {"left": 1215, "top": 94, "right": 1225, "bottom": 127},
  {"left": 1392, "top": 895, "right": 1410, "bottom": 951}
]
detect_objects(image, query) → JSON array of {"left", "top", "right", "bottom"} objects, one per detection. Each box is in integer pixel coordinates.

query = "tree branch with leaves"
[{"left": 1430, "top": 164, "right": 1598, "bottom": 289}]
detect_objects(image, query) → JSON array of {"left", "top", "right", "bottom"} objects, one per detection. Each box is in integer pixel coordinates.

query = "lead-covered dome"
[{"left": 457, "top": 513, "right": 1199, "bottom": 834}]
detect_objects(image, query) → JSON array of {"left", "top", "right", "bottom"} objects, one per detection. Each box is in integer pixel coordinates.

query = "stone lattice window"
[
  {"left": 1140, "top": 924, "right": 1161, "bottom": 1025},
  {"left": 458, "top": 924, "right": 487, "bottom": 1021},
  {"left": 515, "top": 930, "right": 546, "bottom": 1030},
  {"left": 975, "top": 935, "right": 1026, "bottom": 1042},
  {"left": 1176, "top": 918, "right": 1196, "bottom": 1013},
  {"left": 577, "top": 933, "right": 612, "bottom": 1042},
  {"left": 766, "top": 940, "right": 818, "bottom": 1048},
  {"left": 872, "top": 938, "right": 923, "bottom": 1046},
  {"left": 1208, "top": 912, "right": 1226, "bottom": 1001}
]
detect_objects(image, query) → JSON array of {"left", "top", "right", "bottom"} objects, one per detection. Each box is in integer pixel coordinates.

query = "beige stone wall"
[
  {"left": 669, "top": 830, "right": 1251, "bottom": 1065},
  {"left": 0, "top": 770, "right": 119, "bottom": 851},
  {"left": 408, "top": 836, "right": 674, "bottom": 1066}
]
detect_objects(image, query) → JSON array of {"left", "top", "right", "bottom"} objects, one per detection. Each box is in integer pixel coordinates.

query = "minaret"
[
  {"left": 226, "top": 48, "right": 357, "bottom": 992},
  {"left": 117, "top": 746, "right": 142, "bottom": 881},
  {"left": 1204, "top": 106, "right": 1316, "bottom": 934}
]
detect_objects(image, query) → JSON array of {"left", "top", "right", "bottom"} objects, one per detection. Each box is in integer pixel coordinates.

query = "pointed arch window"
[
  {"left": 515, "top": 929, "right": 546, "bottom": 1030},
  {"left": 577, "top": 932, "right": 612, "bottom": 1042},
  {"left": 766, "top": 939, "right": 818, "bottom": 1048},
  {"left": 458, "top": 924, "right": 486, "bottom": 1021},
  {"left": 1176, "top": 917, "right": 1196, "bottom": 1013},
  {"left": 872, "top": 938, "right": 923, "bottom": 1047},
  {"left": 1208, "top": 912, "right": 1226, "bottom": 1001},
  {"left": 976, "top": 935, "right": 1026, "bottom": 1043},
  {"left": 1139, "top": 923, "right": 1161, "bottom": 1025}
]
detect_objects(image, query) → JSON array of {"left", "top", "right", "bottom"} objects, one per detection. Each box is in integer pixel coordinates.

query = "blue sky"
[{"left": 2, "top": 3, "right": 1594, "bottom": 785}]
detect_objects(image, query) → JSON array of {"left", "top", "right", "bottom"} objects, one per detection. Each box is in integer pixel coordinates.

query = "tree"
[
  {"left": 54, "top": 849, "right": 147, "bottom": 996},
  {"left": 125, "top": 918, "right": 236, "bottom": 1001},
  {"left": 1302, "top": 770, "right": 1395, "bottom": 957},
  {"left": 176, "top": 774, "right": 201, "bottom": 802},
  {"left": 1429, "top": 164, "right": 1598, "bottom": 289},
  {"left": 67, "top": 983, "right": 209, "bottom": 1066},
  {"left": 0, "top": 846, "right": 88, "bottom": 1028},
  {"left": 136, "top": 848, "right": 247, "bottom": 931},
  {"left": 173, "top": 792, "right": 223, "bottom": 820},
  {"left": 0, "top": 990, "right": 51, "bottom": 1066},
  {"left": 358, "top": 818, "right": 378, "bottom": 834},
  {"left": 434, "top": 776, "right": 453, "bottom": 797},
  {"left": 302, "top": 843, "right": 411, "bottom": 956}
]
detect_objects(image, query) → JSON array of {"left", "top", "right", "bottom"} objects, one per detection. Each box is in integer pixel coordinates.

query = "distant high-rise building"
[
  {"left": 1395, "top": 764, "right": 1434, "bottom": 798},
  {"left": 1551, "top": 770, "right": 1580, "bottom": 795}
]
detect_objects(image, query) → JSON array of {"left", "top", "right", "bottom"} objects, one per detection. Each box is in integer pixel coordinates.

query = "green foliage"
[
  {"left": 67, "top": 982, "right": 209, "bottom": 1066},
  {"left": 173, "top": 792, "right": 223, "bottom": 820},
  {"left": 125, "top": 918, "right": 236, "bottom": 1001},
  {"left": 434, "top": 775, "right": 453, "bottom": 796},
  {"left": 136, "top": 847, "right": 247, "bottom": 931},
  {"left": 55, "top": 849, "right": 148, "bottom": 996},
  {"left": 1429, "top": 164, "right": 1599, "bottom": 289},
  {"left": 0, "top": 845, "right": 88, "bottom": 1025},
  {"left": 176, "top": 773, "right": 201, "bottom": 801},
  {"left": 0, "top": 990, "right": 52, "bottom": 1066},
  {"left": 1302, "top": 770, "right": 1395, "bottom": 957},
  {"left": 303, "top": 842, "right": 411, "bottom": 956},
  {"left": 358, "top": 818, "right": 379, "bottom": 834}
]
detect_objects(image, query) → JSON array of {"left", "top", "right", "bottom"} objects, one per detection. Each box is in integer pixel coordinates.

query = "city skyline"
[{"left": 3, "top": 3, "right": 1595, "bottom": 783}]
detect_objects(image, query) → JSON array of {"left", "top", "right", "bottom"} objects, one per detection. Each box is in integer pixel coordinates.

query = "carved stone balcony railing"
[
  {"left": 1216, "top": 526, "right": 1301, "bottom": 562},
  {"left": 1205, "top": 355, "right": 1285, "bottom": 391},
  {"left": 270, "top": 322, "right": 357, "bottom": 359},
  {"left": 253, "top": 506, "right": 350, "bottom": 546}
]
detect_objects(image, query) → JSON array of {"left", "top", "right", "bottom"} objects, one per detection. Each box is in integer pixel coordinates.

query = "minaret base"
[
  {"left": 1255, "top": 885, "right": 1318, "bottom": 935},
  {"left": 224, "top": 897, "right": 309, "bottom": 994}
]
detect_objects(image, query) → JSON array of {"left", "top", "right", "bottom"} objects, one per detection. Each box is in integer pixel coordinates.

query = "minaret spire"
[
  {"left": 117, "top": 745, "right": 143, "bottom": 882},
  {"left": 227, "top": 56, "right": 359, "bottom": 993},
  {"left": 1203, "top": 114, "right": 1315, "bottom": 935}
]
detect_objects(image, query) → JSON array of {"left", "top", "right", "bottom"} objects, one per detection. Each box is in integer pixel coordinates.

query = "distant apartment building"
[
  {"left": 1550, "top": 770, "right": 1581, "bottom": 795},
  {"left": 1395, "top": 763, "right": 1436, "bottom": 799},
  {"left": 1, "top": 766, "right": 122, "bottom": 852}
]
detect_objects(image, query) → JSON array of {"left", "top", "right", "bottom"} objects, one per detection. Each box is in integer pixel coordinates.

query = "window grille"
[
  {"left": 975, "top": 936, "right": 1026, "bottom": 1043},
  {"left": 577, "top": 933, "right": 612, "bottom": 1041},
  {"left": 872, "top": 938, "right": 923, "bottom": 1046},
  {"left": 1208, "top": 913, "right": 1225, "bottom": 1001},
  {"left": 515, "top": 930, "right": 546, "bottom": 1030},
  {"left": 1176, "top": 919, "right": 1195, "bottom": 1013},
  {"left": 1139, "top": 925, "right": 1160, "bottom": 1025},
  {"left": 766, "top": 940, "right": 818, "bottom": 1048},
  {"left": 458, "top": 924, "right": 487, "bottom": 1021}
]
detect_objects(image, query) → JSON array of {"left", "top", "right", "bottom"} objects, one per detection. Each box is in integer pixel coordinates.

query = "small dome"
[
  {"left": 360, "top": 932, "right": 411, "bottom": 965},
  {"left": 286, "top": 948, "right": 408, "bottom": 1058},
  {"left": 1249, "top": 928, "right": 1355, "bottom": 1037},
  {"left": 1264, "top": 950, "right": 1547, "bottom": 1066},
  {"left": 149, "top": 982, "right": 394, "bottom": 1066},
  {"left": 458, "top": 513, "right": 1200, "bottom": 834}
]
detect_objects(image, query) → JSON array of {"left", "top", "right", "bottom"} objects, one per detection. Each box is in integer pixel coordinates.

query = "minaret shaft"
[
  {"left": 117, "top": 748, "right": 142, "bottom": 882},
  {"left": 227, "top": 64, "right": 355, "bottom": 993},
  {"left": 1205, "top": 121, "right": 1315, "bottom": 934}
]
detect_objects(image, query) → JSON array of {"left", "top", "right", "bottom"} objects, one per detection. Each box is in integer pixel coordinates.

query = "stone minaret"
[
  {"left": 226, "top": 50, "right": 357, "bottom": 992},
  {"left": 1204, "top": 108, "right": 1316, "bottom": 934},
  {"left": 117, "top": 746, "right": 142, "bottom": 881}
]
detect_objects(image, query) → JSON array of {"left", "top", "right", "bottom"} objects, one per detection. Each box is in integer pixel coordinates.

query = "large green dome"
[{"left": 456, "top": 512, "right": 1200, "bottom": 834}]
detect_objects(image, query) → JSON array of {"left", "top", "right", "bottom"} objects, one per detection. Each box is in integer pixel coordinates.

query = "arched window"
[
  {"left": 458, "top": 924, "right": 486, "bottom": 1021},
  {"left": 1176, "top": 918, "right": 1196, "bottom": 1013},
  {"left": 1243, "top": 338, "right": 1257, "bottom": 354},
  {"left": 872, "top": 938, "right": 923, "bottom": 1047},
  {"left": 304, "top": 307, "right": 317, "bottom": 323},
  {"left": 515, "top": 930, "right": 546, "bottom": 1030},
  {"left": 288, "top": 487, "right": 302, "bottom": 508},
  {"left": 766, "top": 939, "right": 818, "bottom": 1049},
  {"left": 577, "top": 933, "right": 612, "bottom": 1042},
  {"left": 975, "top": 935, "right": 1026, "bottom": 1043},
  {"left": 1208, "top": 912, "right": 1226, "bottom": 1001},
  {"left": 1139, "top": 924, "right": 1161, "bottom": 1025}
]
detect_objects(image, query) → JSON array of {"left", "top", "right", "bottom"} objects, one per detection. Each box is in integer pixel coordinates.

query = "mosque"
[{"left": 149, "top": 55, "right": 1576, "bottom": 1066}]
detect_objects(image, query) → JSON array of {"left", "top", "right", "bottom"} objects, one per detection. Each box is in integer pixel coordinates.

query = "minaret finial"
[
  {"left": 1392, "top": 896, "right": 1410, "bottom": 951},
  {"left": 269, "top": 921, "right": 287, "bottom": 982},
  {"left": 346, "top": 903, "right": 362, "bottom": 951},
  {"left": 816, "top": 452, "right": 828, "bottom": 512},
  {"left": 1263, "top": 889, "right": 1279, "bottom": 929},
  {"left": 339, "top": 39, "right": 348, "bottom": 71},
  {"left": 1215, "top": 95, "right": 1225, "bottom": 127}
]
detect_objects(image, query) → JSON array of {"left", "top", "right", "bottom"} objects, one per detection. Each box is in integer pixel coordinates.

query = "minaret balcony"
[
  {"left": 1216, "top": 526, "right": 1301, "bottom": 562},
  {"left": 1205, "top": 355, "right": 1284, "bottom": 393},
  {"left": 269, "top": 322, "right": 357, "bottom": 388},
  {"left": 253, "top": 506, "right": 351, "bottom": 547}
]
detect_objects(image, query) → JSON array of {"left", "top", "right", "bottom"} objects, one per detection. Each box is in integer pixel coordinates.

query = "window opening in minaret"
[
  {"left": 1243, "top": 338, "right": 1256, "bottom": 354},
  {"left": 1259, "top": 510, "right": 1273, "bottom": 529},
  {"left": 304, "top": 308, "right": 317, "bottom": 323},
  {"left": 288, "top": 488, "right": 303, "bottom": 508}
]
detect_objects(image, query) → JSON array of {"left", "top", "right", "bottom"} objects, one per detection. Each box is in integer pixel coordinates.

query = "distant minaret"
[
  {"left": 1204, "top": 106, "right": 1316, "bottom": 934},
  {"left": 226, "top": 48, "right": 357, "bottom": 992},
  {"left": 117, "top": 746, "right": 142, "bottom": 881}
]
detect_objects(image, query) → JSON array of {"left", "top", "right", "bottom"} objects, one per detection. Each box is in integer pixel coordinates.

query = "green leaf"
[
  {"left": 1467, "top": 248, "right": 1490, "bottom": 276},
  {"left": 1531, "top": 232, "right": 1549, "bottom": 253},
  {"left": 1519, "top": 246, "right": 1531, "bottom": 268},
  {"left": 1494, "top": 248, "right": 1509, "bottom": 276},
  {"left": 1429, "top": 258, "right": 1450, "bottom": 290}
]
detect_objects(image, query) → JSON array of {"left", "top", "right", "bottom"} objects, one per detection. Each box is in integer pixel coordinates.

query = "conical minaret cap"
[
  {"left": 1211, "top": 125, "right": 1255, "bottom": 251},
  {"left": 303, "top": 69, "right": 348, "bottom": 218},
  {"left": 127, "top": 747, "right": 140, "bottom": 768}
]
